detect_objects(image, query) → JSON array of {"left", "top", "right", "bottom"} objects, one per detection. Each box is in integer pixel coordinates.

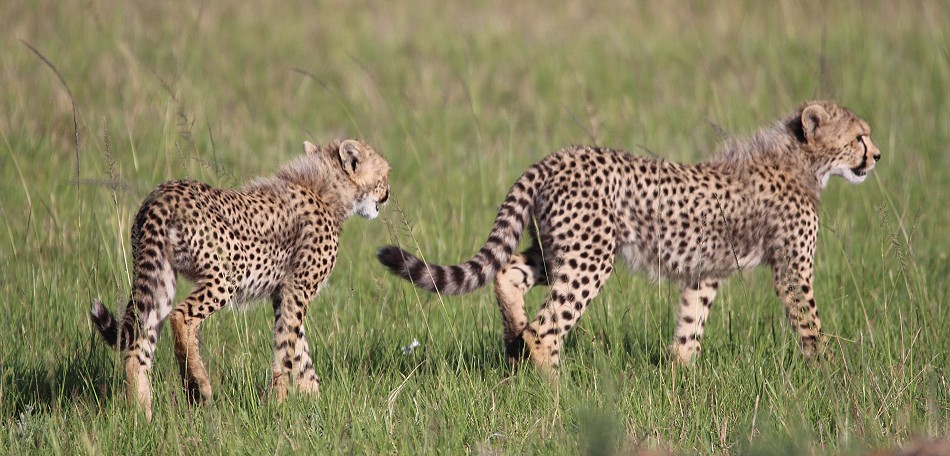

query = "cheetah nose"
[{"left": 873, "top": 152, "right": 881, "bottom": 161}]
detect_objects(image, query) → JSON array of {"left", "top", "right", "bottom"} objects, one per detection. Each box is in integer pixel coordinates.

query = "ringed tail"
[
  {"left": 90, "top": 298, "right": 137, "bottom": 350},
  {"left": 89, "top": 192, "right": 173, "bottom": 351},
  {"left": 377, "top": 163, "right": 546, "bottom": 295},
  {"left": 90, "top": 298, "right": 120, "bottom": 348}
]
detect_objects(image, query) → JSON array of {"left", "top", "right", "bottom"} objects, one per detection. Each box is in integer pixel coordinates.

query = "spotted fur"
[
  {"left": 91, "top": 139, "right": 390, "bottom": 420},
  {"left": 378, "top": 101, "right": 880, "bottom": 375}
]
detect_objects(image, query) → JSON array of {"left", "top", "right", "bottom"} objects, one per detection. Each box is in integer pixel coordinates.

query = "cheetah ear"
[
  {"left": 303, "top": 141, "right": 320, "bottom": 155},
  {"left": 801, "top": 104, "right": 828, "bottom": 142},
  {"left": 337, "top": 139, "right": 362, "bottom": 175}
]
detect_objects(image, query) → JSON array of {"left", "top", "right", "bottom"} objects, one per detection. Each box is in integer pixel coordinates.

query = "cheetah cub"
[
  {"left": 91, "top": 139, "right": 390, "bottom": 420},
  {"left": 378, "top": 101, "right": 879, "bottom": 376}
]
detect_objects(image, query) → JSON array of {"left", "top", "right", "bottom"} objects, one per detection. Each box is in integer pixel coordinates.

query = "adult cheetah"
[
  {"left": 378, "top": 101, "right": 880, "bottom": 375},
  {"left": 91, "top": 139, "right": 390, "bottom": 420}
]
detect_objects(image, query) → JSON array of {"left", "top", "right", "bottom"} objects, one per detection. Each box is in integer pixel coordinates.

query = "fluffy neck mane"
[
  {"left": 246, "top": 141, "right": 356, "bottom": 218},
  {"left": 712, "top": 115, "right": 805, "bottom": 166},
  {"left": 709, "top": 112, "right": 825, "bottom": 202}
]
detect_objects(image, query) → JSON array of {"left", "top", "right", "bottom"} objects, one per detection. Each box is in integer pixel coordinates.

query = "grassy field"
[{"left": 1, "top": 0, "right": 948, "bottom": 453}]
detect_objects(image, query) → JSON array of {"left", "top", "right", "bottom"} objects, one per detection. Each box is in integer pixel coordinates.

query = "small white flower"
[{"left": 401, "top": 338, "right": 421, "bottom": 354}]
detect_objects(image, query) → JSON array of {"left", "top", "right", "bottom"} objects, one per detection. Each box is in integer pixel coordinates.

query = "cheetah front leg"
[
  {"left": 671, "top": 279, "right": 720, "bottom": 364},
  {"left": 270, "top": 284, "right": 320, "bottom": 402},
  {"left": 293, "top": 326, "right": 321, "bottom": 395},
  {"left": 494, "top": 247, "right": 547, "bottom": 366},
  {"left": 772, "top": 259, "right": 824, "bottom": 361}
]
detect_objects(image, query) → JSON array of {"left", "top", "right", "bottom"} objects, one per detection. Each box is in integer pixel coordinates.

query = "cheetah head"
[
  {"left": 797, "top": 101, "right": 881, "bottom": 187},
  {"left": 305, "top": 139, "right": 391, "bottom": 219}
]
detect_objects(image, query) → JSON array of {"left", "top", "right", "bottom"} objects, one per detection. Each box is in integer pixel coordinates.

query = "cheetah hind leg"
[
  {"left": 123, "top": 261, "right": 176, "bottom": 421},
  {"left": 170, "top": 283, "right": 230, "bottom": 406},
  {"left": 122, "top": 315, "right": 157, "bottom": 421},
  {"left": 522, "top": 242, "right": 615, "bottom": 380},
  {"left": 494, "top": 249, "right": 547, "bottom": 368}
]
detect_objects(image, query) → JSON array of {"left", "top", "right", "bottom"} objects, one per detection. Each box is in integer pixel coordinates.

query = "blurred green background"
[{"left": 1, "top": 0, "right": 947, "bottom": 454}]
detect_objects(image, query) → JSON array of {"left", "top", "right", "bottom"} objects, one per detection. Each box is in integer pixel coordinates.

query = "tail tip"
[
  {"left": 89, "top": 298, "right": 119, "bottom": 348},
  {"left": 376, "top": 245, "right": 405, "bottom": 269},
  {"left": 90, "top": 298, "right": 107, "bottom": 319}
]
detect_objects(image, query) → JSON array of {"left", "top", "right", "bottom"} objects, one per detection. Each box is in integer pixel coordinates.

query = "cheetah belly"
[
  {"left": 231, "top": 277, "right": 279, "bottom": 310},
  {"left": 735, "top": 243, "right": 765, "bottom": 269},
  {"left": 230, "top": 251, "right": 291, "bottom": 309},
  {"left": 618, "top": 232, "right": 765, "bottom": 282},
  {"left": 619, "top": 242, "right": 663, "bottom": 280}
]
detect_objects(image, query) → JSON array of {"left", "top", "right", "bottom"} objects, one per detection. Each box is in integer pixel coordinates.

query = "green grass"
[{"left": 1, "top": 0, "right": 948, "bottom": 454}]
